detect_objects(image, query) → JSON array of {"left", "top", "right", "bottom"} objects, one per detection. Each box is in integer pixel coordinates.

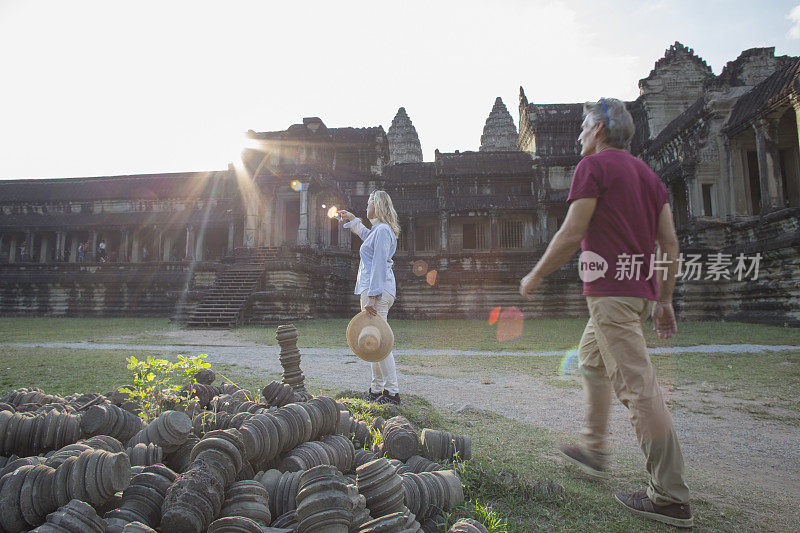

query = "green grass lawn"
[{"left": 1, "top": 317, "right": 798, "bottom": 352}]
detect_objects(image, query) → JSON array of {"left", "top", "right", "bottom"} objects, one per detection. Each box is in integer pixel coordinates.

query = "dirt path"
[{"left": 5, "top": 335, "right": 799, "bottom": 527}]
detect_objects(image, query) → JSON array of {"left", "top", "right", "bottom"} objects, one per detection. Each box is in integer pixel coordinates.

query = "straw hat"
[{"left": 346, "top": 310, "right": 395, "bottom": 362}]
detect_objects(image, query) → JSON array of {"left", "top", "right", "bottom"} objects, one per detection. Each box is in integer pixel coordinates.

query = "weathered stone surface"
[
  {"left": 387, "top": 107, "right": 423, "bottom": 164},
  {"left": 480, "top": 97, "right": 518, "bottom": 152},
  {"left": 127, "top": 410, "right": 192, "bottom": 455},
  {"left": 448, "top": 517, "right": 490, "bottom": 533}
]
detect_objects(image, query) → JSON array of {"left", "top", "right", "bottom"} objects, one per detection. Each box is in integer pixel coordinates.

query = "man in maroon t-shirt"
[{"left": 520, "top": 98, "right": 691, "bottom": 528}]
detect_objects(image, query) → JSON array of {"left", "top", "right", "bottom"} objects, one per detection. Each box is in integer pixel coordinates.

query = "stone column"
[
  {"left": 195, "top": 228, "right": 204, "bottom": 261},
  {"left": 439, "top": 212, "right": 449, "bottom": 253},
  {"left": 227, "top": 221, "right": 235, "bottom": 253},
  {"left": 753, "top": 117, "right": 785, "bottom": 211},
  {"left": 407, "top": 218, "right": 415, "bottom": 255},
  {"left": 489, "top": 214, "right": 499, "bottom": 250},
  {"left": 69, "top": 235, "right": 78, "bottom": 263},
  {"left": 39, "top": 234, "right": 48, "bottom": 263},
  {"left": 185, "top": 226, "right": 195, "bottom": 259},
  {"left": 90, "top": 231, "right": 98, "bottom": 262},
  {"left": 120, "top": 230, "right": 130, "bottom": 262},
  {"left": 154, "top": 229, "right": 163, "bottom": 261},
  {"left": 131, "top": 232, "right": 140, "bottom": 263},
  {"left": 536, "top": 210, "right": 548, "bottom": 244},
  {"left": 8, "top": 235, "right": 16, "bottom": 263},
  {"left": 163, "top": 233, "right": 173, "bottom": 262},
  {"left": 298, "top": 187, "right": 309, "bottom": 245}
]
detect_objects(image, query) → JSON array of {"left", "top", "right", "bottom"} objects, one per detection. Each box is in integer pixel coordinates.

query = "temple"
[{"left": 1, "top": 43, "right": 798, "bottom": 326}]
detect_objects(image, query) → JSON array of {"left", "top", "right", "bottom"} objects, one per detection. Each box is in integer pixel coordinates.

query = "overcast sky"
[{"left": 1, "top": 0, "right": 799, "bottom": 180}]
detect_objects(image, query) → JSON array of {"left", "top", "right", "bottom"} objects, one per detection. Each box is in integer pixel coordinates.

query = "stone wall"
[
  {"left": 0, "top": 263, "right": 223, "bottom": 318},
  {"left": 675, "top": 208, "right": 800, "bottom": 326}
]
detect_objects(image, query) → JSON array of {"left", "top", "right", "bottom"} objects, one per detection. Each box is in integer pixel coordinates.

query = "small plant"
[{"left": 120, "top": 354, "right": 211, "bottom": 422}]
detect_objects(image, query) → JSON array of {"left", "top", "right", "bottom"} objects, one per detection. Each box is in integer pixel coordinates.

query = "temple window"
[
  {"left": 415, "top": 223, "right": 436, "bottom": 252},
  {"left": 701, "top": 183, "right": 715, "bottom": 216},
  {"left": 499, "top": 219, "right": 523, "bottom": 249}
]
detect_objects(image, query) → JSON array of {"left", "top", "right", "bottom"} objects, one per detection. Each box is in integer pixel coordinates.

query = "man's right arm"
[{"left": 653, "top": 203, "right": 679, "bottom": 339}]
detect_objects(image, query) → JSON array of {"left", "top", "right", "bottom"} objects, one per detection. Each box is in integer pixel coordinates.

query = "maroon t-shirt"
[{"left": 568, "top": 150, "right": 669, "bottom": 300}]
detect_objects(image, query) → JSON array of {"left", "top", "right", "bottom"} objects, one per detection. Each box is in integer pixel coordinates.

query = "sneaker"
[
  {"left": 377, "top": 392, "right": 401, "bottom": 405},
  {"left": 367, "top": 390, "right": 382, "bottom": 402},
  {"left": 614, "top": 491, "right": 693, "bottom": 529},
  {"left": 557, "top": 445, "right": 607, "bottom": 478}
]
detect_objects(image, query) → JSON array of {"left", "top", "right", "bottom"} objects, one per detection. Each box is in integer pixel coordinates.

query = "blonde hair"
[{"left": 369, "top": 190, "right": 401, "bottom": 238}]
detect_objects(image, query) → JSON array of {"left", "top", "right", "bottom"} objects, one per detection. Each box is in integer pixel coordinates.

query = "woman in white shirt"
[{"left": 338, "top": 190, "right": 401, "bottom": 405}]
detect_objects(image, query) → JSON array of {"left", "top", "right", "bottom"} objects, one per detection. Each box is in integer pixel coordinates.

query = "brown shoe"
[
  {"left": 557, "top": 445, "right": 607, "bottom": 478},
  {"left": 614, "top": 491, "right": 693, "bottom": 529}
]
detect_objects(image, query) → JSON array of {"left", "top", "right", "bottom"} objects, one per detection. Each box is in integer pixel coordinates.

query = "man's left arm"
[{"left": 519, "top": 198, "right": 597, "bottom": 299}]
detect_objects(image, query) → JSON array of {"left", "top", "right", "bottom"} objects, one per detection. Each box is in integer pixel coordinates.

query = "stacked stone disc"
[
  {"left": 275, "top": 324, "right": 309, "bottom": 399},
  {"left": 400, "top": 469, "right": 465, "bottom": 521},
  {"left": 216, "top": 479, "right": 272, "bottom": 526},
  {"left": 295, "top": 464, "right": 351, "bottom": 532},
  {"left": 160, "top": 428, "right": 248, "bottom": 533},
  {"left": 382, "top": 416, "right": 420, "bottom": 461},
  {"left": 80, "top": 403, "right": 145, "bottom": 443},
  {"left": 126, "top": 442, "right": 163, "bottom": 467},
  {"left": 336, "top": 410, "right": 371, "bottom": 446},
  {"left": 126, "top": 410, "right": 192, "bottom": 454},
  {"left": 421, "top": 429, "right": 472, "bottom": 462},
  {"left": 0, "top": 375, "right": 491, "bottom": 531},
  {"left": 0, "top": 409, "right": 83, "bottom": 456},
  {"left": 449, "top": 517, "right": 490, "bottom": 533},
  {"left": 255, "top": 469, "right": 304, "bottom": 518},
  {"left": 0, "top": 388, "right": 64, "bottom": 411},
  {"left": 0, "top": 448, "right": 131, "bottom": 531},
  {"left": 262, "top": 381, "right": 298, "bottom": 408},
  {"left": 356, "top": 458, "right": 406, "bottom": 518},
  {"left": 29, "top": 499, "right": 107, "bottom": 533},
  {"left": 104, "top": 463, "right": 177, "bottom": 533}
]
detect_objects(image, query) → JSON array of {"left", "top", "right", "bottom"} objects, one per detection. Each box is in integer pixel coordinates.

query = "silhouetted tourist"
[
  {"left": 98, "top": 239, "right": 107, "bottom": 262},
  {"left": 339, "top": 190, "right": 402, "bottom": 405},
  {"left": 519, "top": 98, "right": 691, "bottom": 528}
]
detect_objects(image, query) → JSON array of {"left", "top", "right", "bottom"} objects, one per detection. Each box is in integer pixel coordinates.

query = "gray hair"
[{"left": 583, "top": 98, "right": 635, "bottom": 150}]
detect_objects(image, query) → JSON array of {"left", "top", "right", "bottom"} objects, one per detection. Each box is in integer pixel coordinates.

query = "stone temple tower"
[
  {"left": 387, "top": 107, "right": 423, "bottom": 164},
  {"left": 480, "top": 97, "right": 518, "bottom": 151}
]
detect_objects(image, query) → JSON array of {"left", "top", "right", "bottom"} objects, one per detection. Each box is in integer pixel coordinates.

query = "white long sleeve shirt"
[{"left": 343, "top": 219, "right": 397, "bottom": 297}]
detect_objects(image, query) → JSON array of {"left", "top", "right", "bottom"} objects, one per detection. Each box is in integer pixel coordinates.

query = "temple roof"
[
  {"left": 0, "top": 171, "right": 236, "bottom": 203},
  {"left": 249, "top": 123, "right": 384, "bottom": 145},
  {"left": 724, "top": 58, "right": 800, "bottom": 136},
  {"left": 648, "top": 97, "right": 708, "bottom": 153},
  {"left": 442, "top": 195, "right": 540, "bottom": 211},
  {"left": 640, "top": 41, "right": 713, "bottom": 84},
  {"left": 0, "top": 206, "right": 238, "bottom": 230},
  {"left": 480, "top": 97, "right": 518, "bottom": 152},
  {"left": 387, "top": 107, "right": 424, "bottom": 164},
  {"left": 383, "top": 162, "right": 436, "bottom": 183},
  {"left": 435, "top": 151, "right": 534, "bottom": 176}
]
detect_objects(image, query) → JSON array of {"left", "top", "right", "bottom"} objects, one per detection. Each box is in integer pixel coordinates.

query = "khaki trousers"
[
  {"left": 359, "top": 291, "right": 399, "bottom": 395},
  {"left": 579, "top": 296, "right": 690, "bottom": 505}
]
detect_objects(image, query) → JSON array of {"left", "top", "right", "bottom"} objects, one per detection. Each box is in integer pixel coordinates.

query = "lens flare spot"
[
  {"left": 327, "top": 206, "right": 339, "bottom": 219},
  {"left": 559, "top": 347, "right": 581, "bottom": 376},
  {"left": 426, "top": 269, "right": 438, "bottom": 286},
  {"left": 488, "top": 306, "right": 501, "bottom": 325},
  {"left": 321, "top": 203, "right": 327, "bottom": 209},
  {"left": 412, "top": 260, "right": 428, "bottom": 277},
  {"left": 496, "top": 306, "right": 523, "bottom": 342},
  {"left": 290, "top": 180, "right": 303, "bottom": 192}
]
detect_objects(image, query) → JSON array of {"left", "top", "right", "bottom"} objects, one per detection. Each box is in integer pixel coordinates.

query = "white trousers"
[{"left": 359, "top": 291, "right": 399, "bottom": 395}]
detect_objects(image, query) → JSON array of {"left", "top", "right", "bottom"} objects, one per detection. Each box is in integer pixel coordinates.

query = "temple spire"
[
  {"left": 480, "top": 97, "right": 518, "bottom": 152},
  {"left": 387, "top": 107, "right": 423, "bottom": 164}
]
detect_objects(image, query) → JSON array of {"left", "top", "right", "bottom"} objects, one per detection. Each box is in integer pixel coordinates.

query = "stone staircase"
[
  {"left": 186, "top": 265, "right": 265, "bottom": 328},
  {"left": 233, "top": 246, "right": 280, "bottom": 263}
]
